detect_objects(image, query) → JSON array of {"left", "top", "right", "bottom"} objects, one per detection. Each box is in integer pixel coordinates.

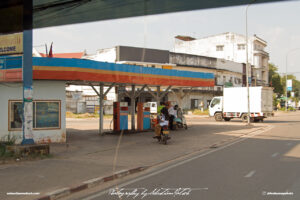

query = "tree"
[{"left": 269, "top": 63, "right": 284, "bottom": 97}]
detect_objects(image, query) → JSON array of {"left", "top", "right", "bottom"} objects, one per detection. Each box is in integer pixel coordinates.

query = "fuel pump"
[
  {"left": 137, "top": 102, "right": 151, "bottom": 131},
  {"left": 143, "top": 103, "right": 151, "bottom": 130},
  {"left": 113, "top": 102, "right": 128, "bottom": 131}
]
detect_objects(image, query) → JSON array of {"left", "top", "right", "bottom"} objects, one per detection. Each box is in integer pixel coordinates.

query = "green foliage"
[
  {"left": 288, "top": 107, "right": 296, "bottom": 111},
  {"left": 0, "top": 135, "right": 18, "bottom": 158},
  {"left": 192, "top": 109, "right": 209, "bottom": 115},
  {"left": 269, "top": 63, "right": 284, "bottom": 97}
]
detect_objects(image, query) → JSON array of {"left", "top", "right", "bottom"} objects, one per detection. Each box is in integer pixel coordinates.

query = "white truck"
[{"left": 209, "top": 87, "right": 273, "bottom": 122}]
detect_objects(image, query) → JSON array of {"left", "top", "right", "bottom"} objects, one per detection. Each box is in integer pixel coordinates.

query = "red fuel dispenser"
[{"left": 113, "top": 102, "right": 128, "bottom": 131}]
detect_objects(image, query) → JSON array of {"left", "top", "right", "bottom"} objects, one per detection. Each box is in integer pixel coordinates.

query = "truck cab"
[{"left": 209, "top": 96, "right": 223, "bottom": 120}]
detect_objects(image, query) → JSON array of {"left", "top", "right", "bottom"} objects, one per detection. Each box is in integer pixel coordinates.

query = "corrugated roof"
[
  {"left": 175, "top": 35, "right": 196, "bottom": 41},
  {"left": 40, "top": 52, "right": 84, "bottom": 59}
]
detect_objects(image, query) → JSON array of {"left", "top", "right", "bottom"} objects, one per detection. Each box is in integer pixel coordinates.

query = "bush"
[
  {"left": 0, "top": 135, "right": 17, "bottom": 157},
  {"left": 192, "top": 109, "right": 209, "bottom": 115},
  {"left": 288, "top": 107, "right": 296, "bottom": 111}
]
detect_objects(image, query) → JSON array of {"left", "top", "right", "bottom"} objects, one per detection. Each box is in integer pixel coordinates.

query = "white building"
[
  {"left": 0, "top": 81, "right": 66, "bottom": 144},
  {"left": 173, "top": 32, "right": 269, "bottom": 86}
]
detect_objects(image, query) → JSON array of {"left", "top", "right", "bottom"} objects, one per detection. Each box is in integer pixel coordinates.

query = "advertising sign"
[
  {"left": 291, "top": 92, "right": 295, "bottom": 97},
  {"left": 0, "top": 33, "right": 23, "bottom": 55},
  {"left": 287, "top": 79, "right": 292, "bottom": 91}
]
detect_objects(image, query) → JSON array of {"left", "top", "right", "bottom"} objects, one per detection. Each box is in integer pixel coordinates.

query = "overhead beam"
[
  {"left": 145, "top": 85, "right": 158, "bottom": 100},
  {"left": 104, "top": 82, "right": 116, "bottom": 96},
  {"left": 90, "top": 84, "right": 100, "bottom": 97},
  {"left": 134, "top": 84, "right": 147, "bottom": 98},
  {"left": 31, "top": 0, "right": 283, "bottom": 32},
  {"left": 159, "top": 86, "right": 172, "bottom": 99}
]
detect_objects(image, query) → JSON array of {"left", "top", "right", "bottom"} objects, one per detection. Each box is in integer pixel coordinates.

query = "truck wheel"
[
  {"left": 224, "top": 118, "right": 231, "bottom": 121},
  {"left": 214, "top": 113, "right": 223, "bottom": 121},
  {"left": 241, "top": 114, "right": 248, "bottom": 122}
]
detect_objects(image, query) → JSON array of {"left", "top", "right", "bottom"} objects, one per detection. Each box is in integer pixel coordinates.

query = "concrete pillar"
[
  {"left": 99, "top": 83, "right": 104, "bottom": 135},
  {"left": 131, "top": 85, "right": 136, "bottom": 131},
  {"left": 156, "top": 86, "right": 160, "bottom": 107},
  {"left": 22, "top": 0, "right": 34, "bottom": 145}
]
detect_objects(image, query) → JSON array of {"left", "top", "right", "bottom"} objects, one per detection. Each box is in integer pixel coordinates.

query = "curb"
[{"left": 36, "top": 166, "right": 148, "bottom": 200}]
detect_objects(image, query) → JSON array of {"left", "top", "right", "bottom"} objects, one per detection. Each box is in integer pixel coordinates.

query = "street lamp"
[
  {"left": 285, "top": 48, "right": 300, "bottom": 111},
  {"left": 245, "top": 0, "right": 256, "bottom": 125}
]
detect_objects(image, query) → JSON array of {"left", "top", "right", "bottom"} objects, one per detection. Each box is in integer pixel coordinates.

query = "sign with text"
[
  {"left": 0, "top": 33, "right": 23, "bottom": 55},
  {"left": 287, "top": 79, "right": 292, "bottom": 91}
]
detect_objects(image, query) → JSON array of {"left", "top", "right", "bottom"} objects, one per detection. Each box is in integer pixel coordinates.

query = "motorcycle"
[
  {"left": 153, "top": 113, "right": 171, "bottom": 145},
  {"left": 174, "top": 116, "right": 188, "bottom": 130},
  {"left": 173, "top": 107, "right": 188, "bottom": 130}
]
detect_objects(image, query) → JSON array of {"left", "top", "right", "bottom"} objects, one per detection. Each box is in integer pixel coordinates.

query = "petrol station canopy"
[{"left": 0, "top": 56, "right": 214, "bottom": 87}]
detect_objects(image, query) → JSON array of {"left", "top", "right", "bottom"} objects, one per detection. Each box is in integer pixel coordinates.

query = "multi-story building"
[{"left": 173, "top": 32, "right": 269, "bottom": 86}]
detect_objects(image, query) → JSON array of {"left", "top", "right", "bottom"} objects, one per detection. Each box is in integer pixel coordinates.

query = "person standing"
[{"left": 168, "top": 104, "right": 177, "bottom": 130}]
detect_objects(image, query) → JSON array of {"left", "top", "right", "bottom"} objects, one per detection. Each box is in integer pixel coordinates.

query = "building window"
[
  {"left": 238, "top": 44, "right": 245, "bottom": 50},
  {"left": 216, "top": 45, "right": 224, "bottom": 51},
  {"left": 9, "top": 101, "right": 23, "bottom": 129},
  {"left": 9, "top": 100, "right": 61, "bottom": 131},
  {"left": 191, "top": 99, "right": 199, "bottom": 109}
]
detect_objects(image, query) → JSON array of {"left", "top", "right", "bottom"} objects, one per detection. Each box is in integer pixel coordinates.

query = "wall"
[
  {"left": 169, "top": 52, "right": 216, "bottom": 69},
  {"left": 0, "top": 80, "right": 66, "bottom": 144},
  {"left": 168, "top": 91, "right": 215, "bottom": 110},
  {"left": 173, "top": 33, "right": 269, "bottom": 85},
  {"left": 84, "top": 47, "right": 116, "bottom": 62},
  {"left": 174, "top": 33, "right": 253, "bottom": 64},
  {"left": 117, "top": 46, "right": 169, "bottom": 63}
]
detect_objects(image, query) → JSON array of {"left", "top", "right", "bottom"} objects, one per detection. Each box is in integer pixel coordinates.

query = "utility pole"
[
  {"left": 285, "top": 48, "right": 300, "bottom": 111},
  {"left": 22, "top": 0, "right": 34, "bottom": 145}
]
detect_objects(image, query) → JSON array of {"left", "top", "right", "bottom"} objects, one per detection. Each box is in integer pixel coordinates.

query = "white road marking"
[
  {"left": 244, "top": 170, "right": 256, "bottom": 178},
  {"left": 271, "top": 152, "right": 279, "bottom": 158},
  {"left": 82, "top": 125, "right": 273, "bottom": 200}
]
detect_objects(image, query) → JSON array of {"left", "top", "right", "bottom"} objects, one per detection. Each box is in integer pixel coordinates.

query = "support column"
[
  {"left": 22, "top": 0, "right": 34, "bottom": 145},
  {"left": 156, "top": 86, "right": 160, "bottom": 107},
  {"left": 131, "top": 85, "right": 136, "bottom": 131},
  {"left": 99, "top": 83, "right": 104, "bottom": 135}
]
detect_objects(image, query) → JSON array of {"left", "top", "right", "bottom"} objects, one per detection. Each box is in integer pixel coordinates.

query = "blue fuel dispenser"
[
  {"left": 137, "top": 102, "right": 151, "bottom": 131},
  {"left": 113, "top": 102, "right": 128, "bottom": 131}
]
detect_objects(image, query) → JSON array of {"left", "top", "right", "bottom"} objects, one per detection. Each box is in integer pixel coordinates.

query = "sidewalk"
[{"left": 0, "top": 117, "right": 266, "bottom": 200}]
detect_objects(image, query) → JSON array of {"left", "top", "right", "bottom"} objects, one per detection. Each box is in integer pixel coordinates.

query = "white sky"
[{"left": 34, "top": 0, "right": 300, "bottom": 80}]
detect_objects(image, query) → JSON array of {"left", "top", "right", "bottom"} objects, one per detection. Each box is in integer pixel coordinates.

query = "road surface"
[{"left": 69, "top": 112, "right": 300, "bottom": 200}]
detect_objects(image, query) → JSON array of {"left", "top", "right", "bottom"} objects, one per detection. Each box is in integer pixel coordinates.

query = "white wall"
[
  {"left": 174, "top": 32, "right": 269, "bottom": 85},
  {"left": 84, "top": 47, "right": 116, "bottom": 62},
  {"left": 0, "top": 80, "right": 66, "bottom": 144},
  {"left": 168, "top": 92, "right": 214, "bottom": 110}
]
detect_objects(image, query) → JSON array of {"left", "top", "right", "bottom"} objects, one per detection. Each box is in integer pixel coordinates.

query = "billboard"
[
  {"left": 0, "top": 33, "right": 23, "bottom": 55},
  {"left": 0, "top": 56, "right": 22, "bottom": 82}
]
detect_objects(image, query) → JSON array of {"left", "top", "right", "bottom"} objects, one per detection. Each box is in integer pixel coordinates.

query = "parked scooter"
[
  {"left": 173, "top": 107, "right": 188, "bottom": 130},
  {"left": 174, "top": 116, "right": 188, "bottom": 130}
]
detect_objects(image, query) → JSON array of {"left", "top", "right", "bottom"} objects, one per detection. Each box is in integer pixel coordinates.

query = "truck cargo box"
[{"left": 223, "top": 87, "right": 273, "bottom": 113}]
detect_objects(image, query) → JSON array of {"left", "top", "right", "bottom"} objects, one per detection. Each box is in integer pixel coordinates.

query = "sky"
[{"left": 34, "top": 0, "right": 300, "bottom": 80}]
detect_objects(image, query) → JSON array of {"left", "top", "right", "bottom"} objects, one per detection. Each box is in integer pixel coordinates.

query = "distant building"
[
  {"left": 173, "top": 32, "right": 269, "bottom": 86},
  {"left": 33, "top": 48, "right": 86, "bottom": 59},
  {"left": 66, "top": 85, "right": 115, "bottom": 114},
  {"left": 86, "top": 45, "right": 246, "bottom": 110}
]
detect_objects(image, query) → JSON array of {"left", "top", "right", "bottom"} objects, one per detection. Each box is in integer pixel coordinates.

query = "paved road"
[{"left": 75, "top": 112, "right": 300, "bottom": 200}]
